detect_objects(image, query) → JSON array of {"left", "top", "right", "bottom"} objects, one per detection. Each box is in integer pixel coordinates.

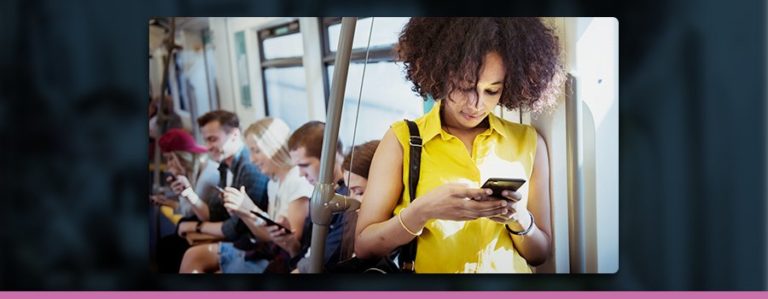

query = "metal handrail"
[{"left": 307, "top": 17, "right": 358, "bottom": 273}]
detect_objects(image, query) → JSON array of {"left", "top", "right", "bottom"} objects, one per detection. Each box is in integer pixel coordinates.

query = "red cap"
[{"left": 158, "top": 129, "right": 207, "bottom": 154}]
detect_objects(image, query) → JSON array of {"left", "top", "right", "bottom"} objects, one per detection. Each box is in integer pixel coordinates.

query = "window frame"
[
  {"left": 257, "top": 19, "right": 303, "bottom": 117},
  {"left": 320, "top": 17, "right": 428, "bottom": 149},
  {"left": 320, "top": 17, "right": 401, "bottom": 108}
]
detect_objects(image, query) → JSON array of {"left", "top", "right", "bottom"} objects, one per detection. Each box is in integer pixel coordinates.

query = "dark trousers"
[{"left": 156, "top": 234, "right": 190, "bottom": 273}]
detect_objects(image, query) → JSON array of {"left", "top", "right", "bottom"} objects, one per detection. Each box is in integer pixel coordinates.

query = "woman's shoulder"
[
  {"left": 389, "top": 118, "right": 409, "bottom": 133},
  {"left": 283, "top": 166, "right": 313, "bottom": 189},
  {"left": 279, "top": 169, "right": 313, "bottom": 201},
  {"left": 387, "top": 119, "right": 410, "bottom": 147},
  {"left": 492, "top": 115, "right": 538, "bottom": 139},
  {"left": 389, "top": 114, "right": 429, "bottom": 143}
]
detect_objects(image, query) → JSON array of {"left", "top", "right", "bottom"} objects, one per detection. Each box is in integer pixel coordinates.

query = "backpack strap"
[{"left": 399, "top": 119, "right": 422, "bottom": 272}]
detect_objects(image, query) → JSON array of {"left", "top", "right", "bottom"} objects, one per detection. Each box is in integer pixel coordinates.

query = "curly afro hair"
[{"left": 397, "top": 18, "right": 564, "bottom": 112}]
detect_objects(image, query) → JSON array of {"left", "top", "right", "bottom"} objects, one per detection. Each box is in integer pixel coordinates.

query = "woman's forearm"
[
  {"left": 510, "top": 224, "right": 551, "bottom": 266},
  {"left": 241, "top": 217, "right": 271, "bottom": 241},
  {"left": 355, "top": 202, "right": 429, "bottom": 259},
  {"left": 190, "top": 202, "right": 210, "bottom": 221},
  {"left": 181, "top": 188, "right": 210, "bottom": 221}
]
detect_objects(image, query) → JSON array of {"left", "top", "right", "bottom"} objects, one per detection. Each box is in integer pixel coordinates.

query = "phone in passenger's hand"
[
  {"left": 481, "top": 178, "right": 526, "bottom": 199},
  {"left": 250, "top": 210, "right": 292, "bottom": 234}
]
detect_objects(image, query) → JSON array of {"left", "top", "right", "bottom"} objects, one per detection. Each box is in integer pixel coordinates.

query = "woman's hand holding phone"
[
  {"left": 487, "top": 189, "right": 532, "bottom": 230},
  {"left": 410, "top": 183, "right": 508, "bottom": 223},
  {"left": 266, "top": 216, "right": 300, "bottom": 256},
  {"left": 168, "top": 175, "right": 191, "bottom": 195}
]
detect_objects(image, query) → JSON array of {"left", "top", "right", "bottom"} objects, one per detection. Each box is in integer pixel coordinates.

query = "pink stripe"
[{"left": 1, "top": 292, "right": 767, "bottom": 299}]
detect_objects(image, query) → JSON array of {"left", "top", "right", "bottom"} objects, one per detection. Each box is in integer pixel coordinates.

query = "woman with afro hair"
[{"left": 355, "top": 18, "right": 564, "bottom": 273}]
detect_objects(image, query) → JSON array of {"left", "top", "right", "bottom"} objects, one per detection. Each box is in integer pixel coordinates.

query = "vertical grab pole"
[
  {"left": 151, "top": 17, "right": 176, "bottom": 271},
  {"left": 308, "top": 17, "right": 357, "bottom": 273},
  {"left": 566, "top": 73, "right": 587, "bottom": 273},
  {"left": 154, "top": 18, "right": 178, "bottom": 188}
]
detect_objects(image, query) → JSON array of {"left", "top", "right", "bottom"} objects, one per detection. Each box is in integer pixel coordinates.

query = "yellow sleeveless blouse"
[{"left": 392, "top": 102, "right": 538, "bottom": 273}]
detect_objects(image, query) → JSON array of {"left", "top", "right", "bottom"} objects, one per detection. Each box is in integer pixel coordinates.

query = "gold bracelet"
[{"left": 397, "top": 209, "right": 423, "bottom": 236}]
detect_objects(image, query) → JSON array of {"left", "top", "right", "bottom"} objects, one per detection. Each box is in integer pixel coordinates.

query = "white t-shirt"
[{"left": 266, "top": 166, "right": 314, "bottom": 219}]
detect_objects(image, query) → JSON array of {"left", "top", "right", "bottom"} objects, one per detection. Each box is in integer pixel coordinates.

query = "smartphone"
[
  {"left": 481, "top": 178, "right": 526, "bottom": 199},
  {"left": 250, "top": 210, "right": 292, "bottom": 234},
  {"left": 166, "top": 175, "right": 178, "bottom": 184}
]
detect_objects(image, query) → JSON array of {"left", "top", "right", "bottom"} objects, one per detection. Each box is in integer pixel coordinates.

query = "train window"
[
  {"left": 263, "top": 33, "right": 304, "bottom": 60},
  {"left": 259, "top": 20, "right": 302, "bottom": 60},
  {"left": 322, "top": 17, "right": 420, "bottom": 147},
  {"left": 326, "top": 17, "right": 409, "bottom": 52},
  {"left": 263, "top": 67, "right": 310, "bottom": 130},
  {"left": 327, "top": 61, "right": 422, "bottom": 148},
  {"left": 258, "top": 20, "right": 308, "bottom": 130}
]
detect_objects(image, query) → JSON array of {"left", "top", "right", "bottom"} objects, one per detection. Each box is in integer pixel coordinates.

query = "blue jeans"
[{"left": 218, "top": 242, "right": 269, "bottom": 273}]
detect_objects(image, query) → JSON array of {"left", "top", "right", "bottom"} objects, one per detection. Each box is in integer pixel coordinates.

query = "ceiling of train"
[
  {"left": 149, "top": 17, "right": 209, "bottom": 53},
  {"left": 149, "top": 17, "right": 209, "bottom": 32}
]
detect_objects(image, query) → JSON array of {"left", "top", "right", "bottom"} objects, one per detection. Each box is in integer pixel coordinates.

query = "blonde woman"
[{"left": 218, "top": 117, "right": 314, "bottom": 273}]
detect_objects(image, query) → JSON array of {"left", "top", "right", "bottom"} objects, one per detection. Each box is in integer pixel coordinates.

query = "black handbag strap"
[
  {"left": 405, "top": 120, "right": 422, "bottom": 202},
  {"left": 399, "top": 119, "right": 422, "bottom": 272}
]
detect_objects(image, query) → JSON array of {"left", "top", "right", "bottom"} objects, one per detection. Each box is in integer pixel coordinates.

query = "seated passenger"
[
  {"left": 285, "top": 121, "right": 346, "bottom": 188},
  {"left": 152, "top": 128, "right": 219, "bottom": 220},
  {"left": 151, "top": 128, "right": 220, "bottom": 273},
  {"left": 259, "top": 121, "right": 344, "bottom": 272},
  {"left": 178, "top": 110, "right": 270, "bottom": 273},
  {"left": 268, "top": 134, "right": 380, "bottom": 273},
  {"left": 218, "top": 117, "right": 314, "bottom": 273}
]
